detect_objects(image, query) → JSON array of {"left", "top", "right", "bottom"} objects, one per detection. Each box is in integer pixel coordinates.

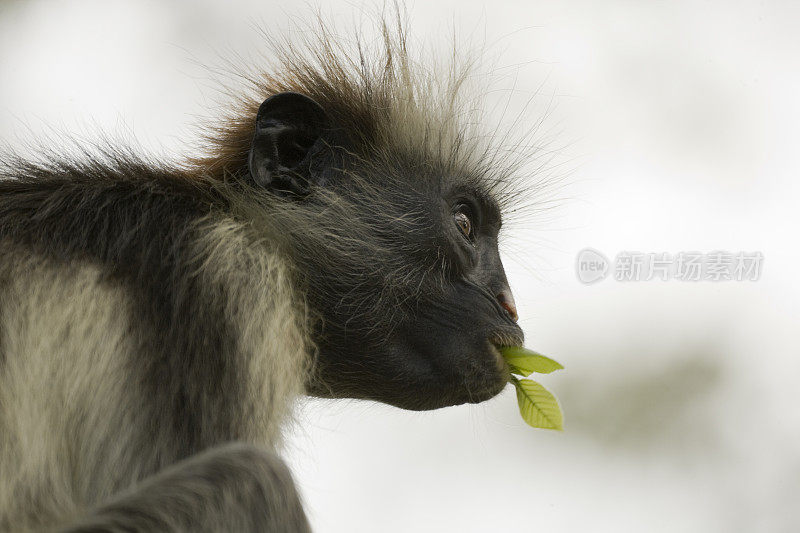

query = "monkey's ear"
[{"left": 248, "top": 92, "right": 327, "bottom": 196}]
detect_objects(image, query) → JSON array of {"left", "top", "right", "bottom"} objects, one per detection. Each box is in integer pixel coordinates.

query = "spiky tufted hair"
[{"left": 194, "top": 12, "right": 526, "bottom": 206}]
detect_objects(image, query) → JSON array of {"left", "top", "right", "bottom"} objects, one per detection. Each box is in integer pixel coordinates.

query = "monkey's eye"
[{"left": 453, "top": 207, "right": 474, "bottom": 241}]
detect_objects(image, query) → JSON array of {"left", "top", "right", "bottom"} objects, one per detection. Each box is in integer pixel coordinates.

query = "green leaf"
[
  {"left": 500, "top": 346, "right": 564, "bottom": 376},
  {"left": 511, "top": 376, "right": 563, "bottom": 431}
]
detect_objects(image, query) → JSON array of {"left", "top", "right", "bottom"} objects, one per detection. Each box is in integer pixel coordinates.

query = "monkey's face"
[
  {"left": 248, "top": 92, "right": 524, "bottom": 411},
  {"left": 301, "top": 176, "right": 524, "bottom": 411},
  {"left": 378, "top": 199, "right": 525, "bottom": 410}
]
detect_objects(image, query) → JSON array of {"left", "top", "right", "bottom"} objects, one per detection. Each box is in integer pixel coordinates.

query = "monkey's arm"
[{"left": 58, "top": 443, "right": 311, "bottom": 533}]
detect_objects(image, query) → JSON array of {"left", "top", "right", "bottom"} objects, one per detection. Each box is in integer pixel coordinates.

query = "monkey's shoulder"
[{"left": 0, "top": 155, "right": 228, "bottom": 275}]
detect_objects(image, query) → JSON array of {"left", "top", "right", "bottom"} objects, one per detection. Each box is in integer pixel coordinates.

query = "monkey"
[{"left": 0, "top": 14, "right": 527, "bottom": 533}]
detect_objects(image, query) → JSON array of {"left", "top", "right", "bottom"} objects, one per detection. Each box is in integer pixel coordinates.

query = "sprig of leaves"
[{"left": 499, "top": 347, "right": 564, "bottom": 431}]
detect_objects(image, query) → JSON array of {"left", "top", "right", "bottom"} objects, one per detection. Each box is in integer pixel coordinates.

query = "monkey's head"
[{"left": 208, "top": 26, "right": 530, "bottom": 411}]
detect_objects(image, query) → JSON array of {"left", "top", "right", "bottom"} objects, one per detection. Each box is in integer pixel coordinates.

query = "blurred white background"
[{"left": 1, "top": 1, "right": 798, "bottom": 532}]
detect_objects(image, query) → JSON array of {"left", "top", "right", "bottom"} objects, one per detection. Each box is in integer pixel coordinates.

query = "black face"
[{"left": 249, "top": 92, "right": 523, "bottom": 411}]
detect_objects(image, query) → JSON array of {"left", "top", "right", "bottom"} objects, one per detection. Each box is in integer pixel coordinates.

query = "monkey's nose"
[{"left": 496, "top": 289, "right": 518, "bottom": 322}]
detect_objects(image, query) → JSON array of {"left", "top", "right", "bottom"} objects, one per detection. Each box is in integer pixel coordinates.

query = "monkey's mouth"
[
  {"left": 458, "top": 352, "right": 510, "bottom": 405},
  {"left": 478, "top": 328, "right": 525, "bottom": 387},
  {"left": 451, "top": 330, "right": 524, "bottom": 405},
  {"left": 488, "top": 328, "right": 525, "bottom": 356}
]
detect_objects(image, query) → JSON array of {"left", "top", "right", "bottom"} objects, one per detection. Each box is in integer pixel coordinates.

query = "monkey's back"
[
  {"left": 0, "top": 161, "right": 311, "bottom": 530},
  {"left": 0, "top": 252, "right": 159, "bottom": 528}
]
